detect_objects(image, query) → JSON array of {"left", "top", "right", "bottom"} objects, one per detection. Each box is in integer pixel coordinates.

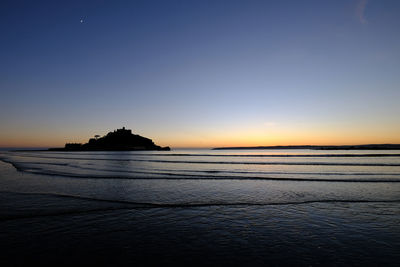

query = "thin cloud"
[{"left": 356, "top": 0, "right": 368, "bottom": 24}]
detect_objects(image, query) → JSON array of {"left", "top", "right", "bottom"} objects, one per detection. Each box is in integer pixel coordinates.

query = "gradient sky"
[{"left": 1, "top": 0, "right": 400, "bottom": 148}]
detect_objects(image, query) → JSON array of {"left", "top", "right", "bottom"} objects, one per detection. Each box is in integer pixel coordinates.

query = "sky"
[{"left": 1, "top": 0, "right": 400, "bottom": 148}]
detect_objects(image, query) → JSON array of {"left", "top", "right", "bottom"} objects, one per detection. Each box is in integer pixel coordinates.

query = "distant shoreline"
[{"left": 213, "top": 144, "right": 400, "bottom": 150}]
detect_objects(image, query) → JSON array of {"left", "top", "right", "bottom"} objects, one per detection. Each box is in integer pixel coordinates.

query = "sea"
[{"left": 0, "top": 149, "right": 399, "bottom": 266}]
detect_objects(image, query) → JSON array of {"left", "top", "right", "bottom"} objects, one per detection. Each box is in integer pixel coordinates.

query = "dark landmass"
[
  {"left": 49, "top": 127, "right": 170, "bottom": 151},
  {"left": 213, "top": 144, "right": 400, "bottom": 150}
]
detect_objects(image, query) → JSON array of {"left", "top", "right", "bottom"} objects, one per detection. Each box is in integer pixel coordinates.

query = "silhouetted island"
[
  {"left": 49, "top": 127, "right": 170, "bottom": 151},
  {"left": 213, "top": 144, "right": 400, "bottom": 150}
]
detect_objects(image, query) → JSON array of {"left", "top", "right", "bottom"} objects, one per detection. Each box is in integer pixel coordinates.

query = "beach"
[
  {"left": 1, "top": 150, "right": 400, "bottom": 266},
  {"left": 3, "top": 1, "right": 400, "bottom": 265}
]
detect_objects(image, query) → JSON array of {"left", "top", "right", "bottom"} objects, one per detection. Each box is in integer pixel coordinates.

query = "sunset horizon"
[
  {"left": 1, "top": 126, "right": 400, "bottom": 149},
  {"left": 1, "top": 1, "right": 400, "bottom": 266}
]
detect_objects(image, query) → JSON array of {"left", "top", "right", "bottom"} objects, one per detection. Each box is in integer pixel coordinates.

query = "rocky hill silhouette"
[{"left": 50, "top": 127, "right": 170, "bottom": 151}]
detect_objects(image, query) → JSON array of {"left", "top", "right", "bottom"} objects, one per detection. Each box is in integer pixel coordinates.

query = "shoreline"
[{"left": 213, "top": 144, "right": 400, "bottom": 150}]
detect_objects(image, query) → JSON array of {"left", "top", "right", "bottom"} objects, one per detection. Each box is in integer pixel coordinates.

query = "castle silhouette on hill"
[{"left": 49, "top": 127, "right": 170, "bottom": 151}]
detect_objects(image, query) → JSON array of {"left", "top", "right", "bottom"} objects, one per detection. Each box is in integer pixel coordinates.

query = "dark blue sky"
[{"left": 1, "top": 0, "right": 400, "bottom": 147}]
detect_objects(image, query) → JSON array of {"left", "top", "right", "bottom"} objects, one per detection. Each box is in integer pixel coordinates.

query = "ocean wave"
[
  {"left": 2, "top": 157, "right": 400, "bottom": 183},
  {"left": 10, "top": 151, "right": 400, "bottom": 157},
  {"left": 4, "top": 190, "right": 400, "bottom": 207},
  {"left": 4, "top": 154, "right": 400, "bottom": 166},
  {"left": 14, "top": 161, "right": 400, "bottom": 177},
  {"left": 11, "top": 168, "right": 400, "bottom": 183}
]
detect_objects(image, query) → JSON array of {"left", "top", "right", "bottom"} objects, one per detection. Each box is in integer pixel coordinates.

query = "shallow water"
[{"left": 0, "top": 149, "right": 399, "bottom": 266}]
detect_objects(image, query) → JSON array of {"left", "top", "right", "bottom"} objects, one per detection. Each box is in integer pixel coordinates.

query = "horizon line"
[{"left": 2, "top": 143, "right": 400, "bottom": 150}]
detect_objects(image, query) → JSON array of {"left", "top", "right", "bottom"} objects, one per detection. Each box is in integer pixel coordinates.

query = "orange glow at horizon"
[
  {"left": 1, "top": 134, "right": 400, "bottom": 148},
  {"left": 1, "top": 123, "right": 400, "bottom": 148}
]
